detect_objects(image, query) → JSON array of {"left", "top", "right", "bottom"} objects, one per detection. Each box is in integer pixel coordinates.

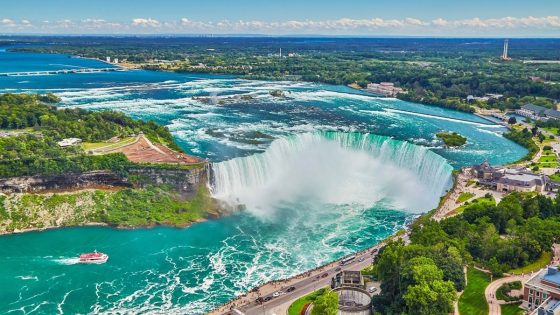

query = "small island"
[{"left": 436, "top": 131, "right": 467, "bottom": 147}]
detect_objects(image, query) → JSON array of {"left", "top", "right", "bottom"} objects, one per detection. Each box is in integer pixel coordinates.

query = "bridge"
[{"left": 0, "top": 67, "right": 127, "bottom": 77}]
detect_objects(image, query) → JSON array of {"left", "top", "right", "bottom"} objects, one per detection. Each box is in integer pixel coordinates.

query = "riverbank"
[{"left": 208, "top": 175, "right": 460, "bottom": 314}]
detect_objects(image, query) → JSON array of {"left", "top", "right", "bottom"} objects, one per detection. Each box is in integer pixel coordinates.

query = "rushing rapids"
[
  {"left": 211, "top": 131, "right": 453, "bottom": 216},
  {"left": 0, "top": 48, "right": 527, "bottom": 314}
]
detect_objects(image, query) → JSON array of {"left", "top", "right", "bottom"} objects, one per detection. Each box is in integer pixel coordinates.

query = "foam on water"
[{"left": 211, "top": 131, "right": 453, "bottom": 216}]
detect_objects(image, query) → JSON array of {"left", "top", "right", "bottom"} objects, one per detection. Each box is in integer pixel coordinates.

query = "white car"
[
  {"left": 272, "top": 291, "right": 280, "bottom": 297},
  {"left": 368, "top": 287, "right": 378, "bottom": 293},
  {"left": 358, "top": 257, "right": 365, "bottom": 262}
]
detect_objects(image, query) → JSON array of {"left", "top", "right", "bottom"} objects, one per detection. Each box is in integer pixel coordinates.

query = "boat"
[{"left": 78, "top": 251, "right": 109, "bottom": 264}]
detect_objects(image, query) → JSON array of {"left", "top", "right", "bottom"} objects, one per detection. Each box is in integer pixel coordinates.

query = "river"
[{"left": 0, "top": 47, "right": 526, "bottom": 314}]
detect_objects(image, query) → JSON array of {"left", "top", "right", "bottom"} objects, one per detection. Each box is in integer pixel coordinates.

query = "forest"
[
  {"left": 0, "top": 94, "right": 180, "bottom": 177},
  {"left": 371, "top": 192, "right": 560, "bottom": 315}
]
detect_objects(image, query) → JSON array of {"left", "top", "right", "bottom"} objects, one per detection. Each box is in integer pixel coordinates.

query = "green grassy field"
[
  {"left": 543, "top": 127, "right": 559, "bottom": 135},
  {"left": 457, "top": 192, "right": 475, "bottom": 203},
  {"left": 509, "top": 251, "right": 552, "bottom": 275},
  {"left": 500, "top": 303, "right": 524, "bottom": 315},
  {"left": 82, "top": 136, "right": 137, "bottom": 151},
  {"left": 451, "top": 196, "right": 495, "bottom": 216},
  {"left": 458, "top": 268, "right": 491, "bottom": 315},
  {"left": 288, "top": 288, "right": 327, "bottom": 315}
]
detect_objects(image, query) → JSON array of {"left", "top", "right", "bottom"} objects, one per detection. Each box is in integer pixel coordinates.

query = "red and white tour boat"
[{"left": 78, "top": 251, "right": 109, "bottom": 264}]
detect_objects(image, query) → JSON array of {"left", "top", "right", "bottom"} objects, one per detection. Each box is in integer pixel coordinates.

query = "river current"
[{"left": 0, "top": 48, "right": 526, "bottom": 314}]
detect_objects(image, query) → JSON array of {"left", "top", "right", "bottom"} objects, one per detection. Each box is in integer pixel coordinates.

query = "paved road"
[{"left": 216, "top": 246, "right": 382, "bottom": 315}]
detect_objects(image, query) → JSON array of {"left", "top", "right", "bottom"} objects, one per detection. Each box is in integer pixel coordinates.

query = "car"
[
  {"left": 335, "top": 267, "right": 341, "bottom": 272},
  {"left": 272, "top": 291, "right": 280, "bottom": 297},
  {"left": 358, "top": 257, "right": 365, "bottom": 262},
  {"left": 286, "top": 286, "right": 296, "bottom": 292},
  {"left": 315, "top": 275, "right": 321, "bottom": 280},
  {"left": 264, "top": 296, "right": 272, "bottom": 302},
  {"left": 321, "top": 272, "right": 328, "bottom": 278},
  {"left": 368, "top": 286, "right": 378, "bottom": 293},
  {"left": 370, "top": 248, "right": 378, "bottom": 255}
]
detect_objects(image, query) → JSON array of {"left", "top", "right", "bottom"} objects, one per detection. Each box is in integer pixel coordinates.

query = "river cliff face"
[{"left": 0, "top": 166, "right": 211, "bottom": 234}]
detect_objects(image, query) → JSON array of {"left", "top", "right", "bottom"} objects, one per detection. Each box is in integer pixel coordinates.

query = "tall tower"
[{"left": 502, "top": 39, "right": 510, "bottom": 60}]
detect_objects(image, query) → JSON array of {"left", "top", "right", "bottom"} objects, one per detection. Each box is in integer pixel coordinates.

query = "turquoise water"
[{"left": 0, "top": 48, "right": 527, "bottom": 314}]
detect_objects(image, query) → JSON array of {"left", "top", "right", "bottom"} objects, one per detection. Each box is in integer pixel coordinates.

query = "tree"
[
  {"left": 402, "top": 258, "right": 456, "bottom": 315},
  {"left": 312, "top": 290, "right": 338, "bottom": 315},
  {"left": 508, "top": 116, "right": 517, "bottom": 125}
]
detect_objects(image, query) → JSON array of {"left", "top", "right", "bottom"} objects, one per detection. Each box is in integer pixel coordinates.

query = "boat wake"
[{"left": 54, "top": 257, "right": 81, "bottom": 265}]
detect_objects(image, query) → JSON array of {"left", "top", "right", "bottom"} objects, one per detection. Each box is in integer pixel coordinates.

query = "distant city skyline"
[{"left": 1, "top": 0, "right": 560, "bottom": 37}]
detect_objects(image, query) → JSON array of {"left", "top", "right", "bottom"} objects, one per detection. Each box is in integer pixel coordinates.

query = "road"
[{"left": 210, "top": 245, "right": 383, "bottom": 315}]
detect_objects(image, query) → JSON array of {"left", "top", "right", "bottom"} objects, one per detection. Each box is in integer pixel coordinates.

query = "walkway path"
[{"left": 485, "top": 274, "right": 529, "bottom": 315}]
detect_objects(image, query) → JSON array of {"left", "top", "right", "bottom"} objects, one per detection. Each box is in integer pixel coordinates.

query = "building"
[
  {"left": 332, "top": 271, "right": 365, "bottom": 289},
  {"left": 106, "top": 56, "right": 111, "bottom": 63},
  {"left": 113, "top": 58, "right": 119, "bottom": 64},
  {"left": 516, "top": 104, "right": 560, "bottom": 121},
  {"left": 470, "top": 162, "right": 550, "bottom": 193},
  {"left": 57, "top": 138, "right": 82, "bottom": 147},
  {"left": 497, "top": 170, "right": 549, "bottom": 193},
  {"left": 523, "top": 266, "right": 560, "bottom": 313},
  {"left": 365, "top": 82, "right": 405, "bottom": 97},
  {"left": 333, "top": 286, "right": 372, "bottom": 315}
]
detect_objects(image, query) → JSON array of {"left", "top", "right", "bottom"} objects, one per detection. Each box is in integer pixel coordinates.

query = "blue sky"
[{"left": 1, "top": 0, "right": 560, "bottom": 36}]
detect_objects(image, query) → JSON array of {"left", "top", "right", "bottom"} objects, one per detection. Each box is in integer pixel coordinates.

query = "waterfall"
[{"left": 210, "top": 131, "right": 453, "bottom": 216}]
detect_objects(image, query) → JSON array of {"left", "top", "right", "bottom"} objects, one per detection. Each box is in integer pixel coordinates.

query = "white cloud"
[
  {"left": 131, "top": 18, "right": 161, "bottom": 28},
  {"left": 0, "top": 15, "right": 559, "bottom": 35}
]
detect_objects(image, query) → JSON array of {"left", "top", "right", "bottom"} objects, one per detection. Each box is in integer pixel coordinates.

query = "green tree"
[{"left": 312, "top": 290, "right": 338, "bottom": 315}]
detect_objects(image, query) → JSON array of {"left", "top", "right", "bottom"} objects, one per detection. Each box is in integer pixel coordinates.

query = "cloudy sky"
[{"left": 1, "top": 0, "right": 560, "bottom": 36}]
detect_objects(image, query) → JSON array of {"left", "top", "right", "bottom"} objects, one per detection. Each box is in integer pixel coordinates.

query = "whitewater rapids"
[{"left": 210, "top": 131, "right": 453, "bottom": 218}]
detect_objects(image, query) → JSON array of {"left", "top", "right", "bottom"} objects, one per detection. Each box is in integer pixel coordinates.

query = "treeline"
[
  {"left": 0, "top": 94, "right": 178, "bottom": 149},
  {"left": 11, "top": 39, "right": 560, "bottom": 113},
  {"left": 503, "top": 128, "right": 540, "bottom": 161},
  {"left": 0, "top": 93, "right": 183, "bottom": 177},
  {"left": 372, "top": 192, "right": 560, "bottom": 314}
]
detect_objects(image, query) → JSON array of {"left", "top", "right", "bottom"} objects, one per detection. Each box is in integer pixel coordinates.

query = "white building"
[
  {"left": 106, "top": 56, "right": 111, "bottom": 63},
  {"left": 57, "top": 138, "right": 82, "bottom": 148}
]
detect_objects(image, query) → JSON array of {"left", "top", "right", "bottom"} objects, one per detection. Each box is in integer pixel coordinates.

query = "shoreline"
[
  {"left": 207, "top": 174, "right": 461, "bottom": 314},
  {"left": 0, "top": 216, "right": 210, "bottom": 237}
]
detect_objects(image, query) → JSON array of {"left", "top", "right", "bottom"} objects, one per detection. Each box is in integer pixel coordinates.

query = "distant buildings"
[
  {"left": 523, "top": 266, "right": 560, "bottom": 313},
  {"left": 365, "top": 82, "right": 405, "bottom": 97},
  {"left": 113, "top": 58, "right": 119, "bottom": 64},
  {"left": 470, "top": 161, "right": 551, "bottom": 193},
  {"left": 106, "top": 57, "right": 111, "bottom": 63},
  {"left": 516, "top": 104, "right": 560, "bottom": 121},
  {"left": 57, "top": 138, "right": 82, "bottom": 148}
]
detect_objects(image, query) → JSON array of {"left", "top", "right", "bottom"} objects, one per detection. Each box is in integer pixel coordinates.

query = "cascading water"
[{"left": 210, "top": 131, "right": 453, "bottom": 217}]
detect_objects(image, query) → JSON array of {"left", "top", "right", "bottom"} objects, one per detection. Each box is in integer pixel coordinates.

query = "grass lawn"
[
  {"left": 509, "top": 251, "right": 552, "bottom": 275},
  {"left": 550, "top": 173, "right": 560, "bottom": 182},
  {"left": 288, "top": 288, "right": 327, "bottom": 315},
  {"left": 451, "top": 196, "right": 495, "bottom": 216},
  {"left": 457, "top": 192, "right": 475, "bottom": 203},
  {"left": 543, "top": 127, "right": 559, "bottom": 135},
  {"left": 82, "top": 136, "right": 136, "bottom": 151},
  {"left": 538, "top": 155, "right": 557, "bottom": 163},
  {"left": 500, "top": 303, "right": 524, "bottom": 315},
  {"left": 458, "top": 268, "right": 491, "bottom": 315}
]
